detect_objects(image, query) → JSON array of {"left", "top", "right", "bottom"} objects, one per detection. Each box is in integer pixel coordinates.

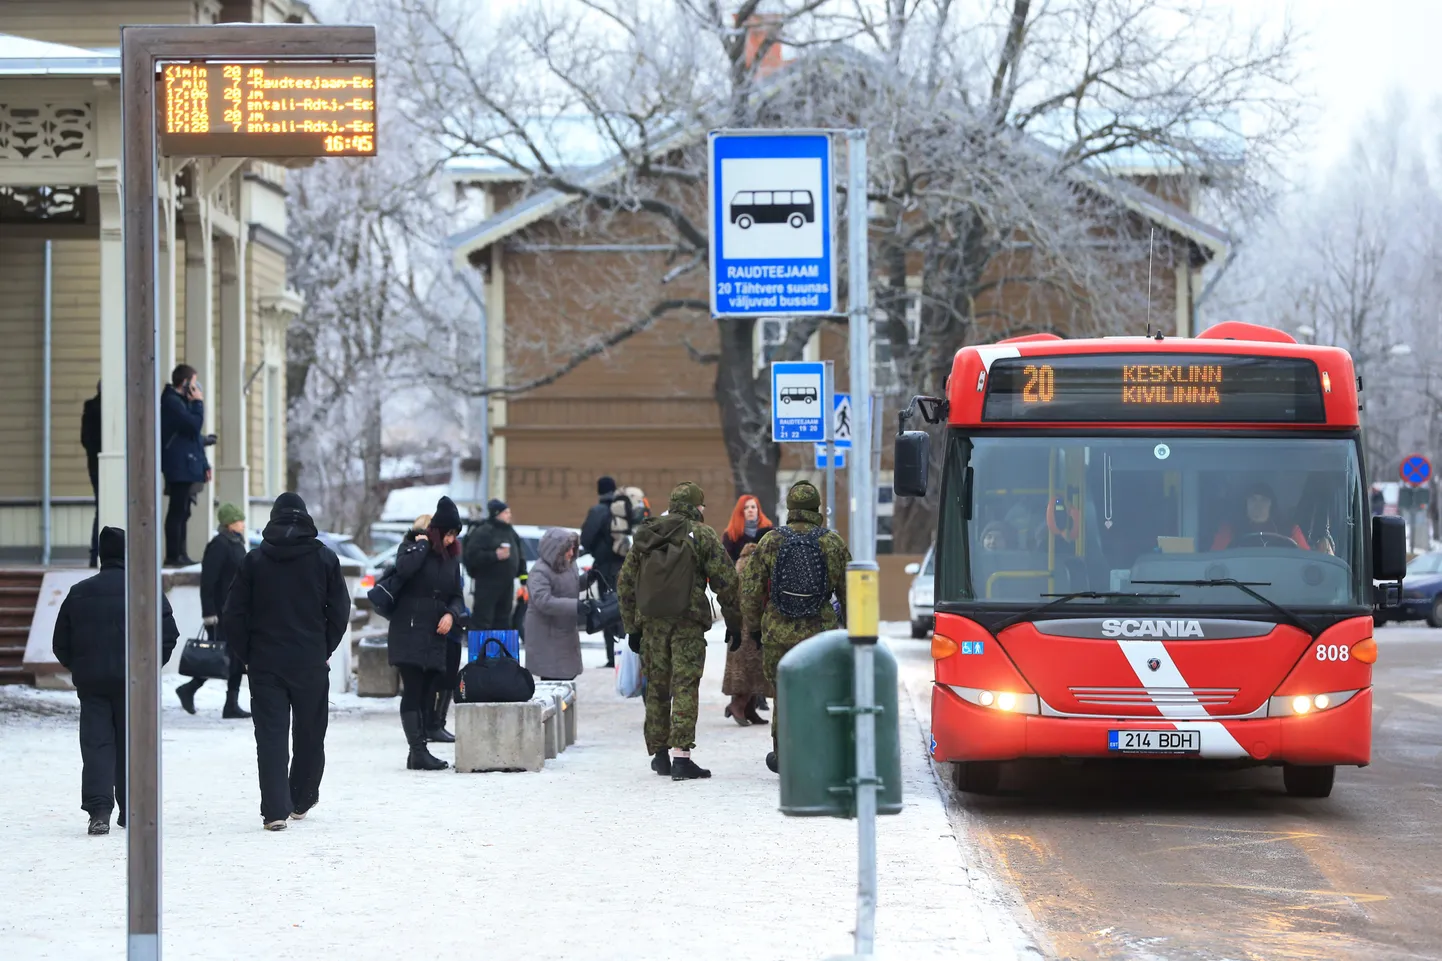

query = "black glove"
[
  {"left": 749, "top": 631, "right": 763, "bottom": 650},
  {"left": 727, "top": 629, "right": 741, "bottom": 652},
  {"left": 628, "top": 631, "right": 641, "bottom": 653}
]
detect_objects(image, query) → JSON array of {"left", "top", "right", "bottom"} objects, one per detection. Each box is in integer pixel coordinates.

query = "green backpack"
[{"left": 633, "top": 514, "right": 698, "bottom": 619}]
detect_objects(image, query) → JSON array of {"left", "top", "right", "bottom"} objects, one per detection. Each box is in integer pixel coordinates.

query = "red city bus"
[{"left": 893, "top": 322, "right": 1407, "bottom": 798}]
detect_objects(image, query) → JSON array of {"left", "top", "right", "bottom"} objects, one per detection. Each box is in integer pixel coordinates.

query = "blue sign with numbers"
[
  {"left": 708, "top": 131, "right": 836, "bottom": 317},
  {"left": 1401, "top": 454, "right": 1431, "bottom": 485},
  {"left": 772, "top": 361, "right": 826, "bottom": 442}
]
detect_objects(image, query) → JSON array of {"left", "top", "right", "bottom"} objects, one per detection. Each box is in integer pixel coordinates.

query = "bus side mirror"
[
  {"left": 1372, "top": 514, "right": 1407, "bottom": 581},
  {"left": 894, "top": 431, "right": 930, "bottom": 497}
]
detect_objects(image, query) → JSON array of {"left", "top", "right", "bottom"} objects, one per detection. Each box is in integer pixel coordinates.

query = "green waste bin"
[{"left": 777, "top": 629, "right": 902, "bottom": 818}]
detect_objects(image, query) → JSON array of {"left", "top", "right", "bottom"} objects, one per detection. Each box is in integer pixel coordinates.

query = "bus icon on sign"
[
  {"left": 730, "top": 190, "right": 815, "bottom": 229},
  {"left": 780, "top": 386, "right": 818, "bottom": 405}
]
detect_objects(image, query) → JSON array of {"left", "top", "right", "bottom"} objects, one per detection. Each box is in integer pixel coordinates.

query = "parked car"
[
  {"left": 1386, "top": 551, "right": 1442, "bottom": 627},
  {"left": 904, "top": 546, "right": 935, "bottom": 638},
  {"left": 247, "top": 529, "right": 368, "bottom": 565}
]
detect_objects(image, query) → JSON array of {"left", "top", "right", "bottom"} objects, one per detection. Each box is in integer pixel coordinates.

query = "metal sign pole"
[
  {"left": 825, "top": 359, "right": 835, "bottom": 527},
  {"left": 119, "top": 31, "right": 162, "bottom": 959},
  {"left": 844, "top": 127, "right": 878, "bottom": 957},
  {"left": 120, "top": 25, "right": 377, "bottom": 960}
]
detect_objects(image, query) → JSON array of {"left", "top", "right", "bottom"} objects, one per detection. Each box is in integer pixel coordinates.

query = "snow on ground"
[{"left": 1, "top": 626, "right": 1032, "bottom": 961}]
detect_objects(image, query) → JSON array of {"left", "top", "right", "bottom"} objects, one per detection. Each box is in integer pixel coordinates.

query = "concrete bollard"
[
  {"left": 454, "top": 701, "right": 547, "bottom": 773},
  {"left": 356, "top": 637, "right": 398, "bottom": 697}
]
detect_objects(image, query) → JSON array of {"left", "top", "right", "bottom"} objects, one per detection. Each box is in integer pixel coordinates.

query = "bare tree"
[
  {"left": 391, "top": 0, "right": 1297, "bottom": 544},
  {"left": 286, "top": 0, "right": 469, "bottom": 542}
]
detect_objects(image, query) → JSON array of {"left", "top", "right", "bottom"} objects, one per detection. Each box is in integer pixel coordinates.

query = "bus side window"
[
  {"left": 755, "top": 191, "right": 772, "bottom": 205},
  {"left": 734, "top": 191, "right": 753, "bottom": 205}
]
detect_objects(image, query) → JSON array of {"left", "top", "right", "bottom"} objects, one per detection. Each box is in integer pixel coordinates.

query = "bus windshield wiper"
[
  {"left": 992, "top": 590, "right": 1180, "bottom": 633},
  {"left": 1131, "top": 578, "right": 1317, "bottom": 636}
]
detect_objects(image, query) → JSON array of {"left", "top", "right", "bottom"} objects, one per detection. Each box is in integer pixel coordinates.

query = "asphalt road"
[{"left": 891, "top": 623, "right": 1442, "bottom": 961}]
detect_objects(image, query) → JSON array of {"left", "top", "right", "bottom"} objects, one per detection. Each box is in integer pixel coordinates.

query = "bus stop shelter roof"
[{"left": 0, "top": 33, "right": 119, "bottom": 76}]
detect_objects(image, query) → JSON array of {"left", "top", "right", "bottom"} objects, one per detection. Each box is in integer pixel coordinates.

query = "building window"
[{"left": 758, "top": 317, "right": 789, "bottom": 366}]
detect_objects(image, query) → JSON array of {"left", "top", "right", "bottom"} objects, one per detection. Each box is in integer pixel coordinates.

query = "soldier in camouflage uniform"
[
  {"left": 740, "top": 480, "right": 851, "bottom": 772},
  {"left": 617, "top": 482, "right": 739, "bottom": 780}
]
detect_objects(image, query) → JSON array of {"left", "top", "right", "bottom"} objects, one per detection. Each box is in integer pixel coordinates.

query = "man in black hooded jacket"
[
  {"left": 223, "top": 492, "right": 350, "bottom": 831},
  {"left": 52, "top": 526, "right": 179, "bottom": 835}
]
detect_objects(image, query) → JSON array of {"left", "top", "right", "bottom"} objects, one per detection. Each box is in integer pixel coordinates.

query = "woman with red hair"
[
  {"left": 722, "top": 494, "right": 773, "bottom": 562},
  {"left": 722, "top": 495, "right": 773, "bottom": 725}
]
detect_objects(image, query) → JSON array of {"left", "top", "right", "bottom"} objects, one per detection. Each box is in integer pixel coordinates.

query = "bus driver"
[{"left": 1211, "top": 482, "right": 1310, "bottom": 551}]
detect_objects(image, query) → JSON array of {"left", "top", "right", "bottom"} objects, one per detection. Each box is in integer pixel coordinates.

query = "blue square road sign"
[
  {"left": 772, "top": 361, "right": 826, "bottom": 442},
  {"left": 709, "top": 131, "right": 836, "bottom": 317}
]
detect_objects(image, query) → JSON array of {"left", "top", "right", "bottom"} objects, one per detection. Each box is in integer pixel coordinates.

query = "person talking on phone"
[{"left": 160, "top": 364, "right": 212, "bottom": 567}]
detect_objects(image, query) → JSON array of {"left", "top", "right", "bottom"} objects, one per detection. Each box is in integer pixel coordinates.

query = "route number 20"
[
  {"left": 1022, "top": 364, "right": 1055, "bottom": 403},
  {"left": 1316, "top": 644, "right": 1350, "bottom": 661}
]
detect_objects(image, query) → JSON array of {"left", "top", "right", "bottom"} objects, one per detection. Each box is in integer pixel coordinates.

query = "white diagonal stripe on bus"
[{"left": 1116, "top": 640, "right": 1249, "bottom": 758}]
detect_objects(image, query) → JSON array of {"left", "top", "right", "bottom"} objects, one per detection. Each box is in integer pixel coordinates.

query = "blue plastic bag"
[
  {"left": 468, "top": 630, "right": 520, "bottom": 662},
  {"left": 615, "top": 644, "right": 643, "bottom": 698}
]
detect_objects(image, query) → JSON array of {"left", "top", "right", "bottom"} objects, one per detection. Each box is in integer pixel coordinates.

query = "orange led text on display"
[{"left": 158, "top": 61, "right": 376, "bottom": 158}]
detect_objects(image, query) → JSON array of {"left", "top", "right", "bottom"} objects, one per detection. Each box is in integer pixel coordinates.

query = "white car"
[{"left": 905, "top": 546, "right": 935, "bottom": 638}]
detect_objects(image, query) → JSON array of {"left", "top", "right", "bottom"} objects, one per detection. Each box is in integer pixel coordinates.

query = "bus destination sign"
[
  {"left": 158, "top": 61, "right": 376, "bottom": 158},
  {"left": 982, "top": 353, "right": 1327, "bottom": 423}
]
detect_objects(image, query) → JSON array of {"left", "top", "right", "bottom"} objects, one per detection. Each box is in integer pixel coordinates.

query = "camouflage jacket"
[
  {"left": 617, "top": 506, "right": 739, "bottom": 635},
  {"left": 740, "top": 509, "right": 851, "bottom": 646}
]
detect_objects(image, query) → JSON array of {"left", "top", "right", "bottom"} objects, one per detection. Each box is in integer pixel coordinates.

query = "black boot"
[
  {"left": 671, "top": 756, "right": 712, "bottom": 780},
  {"left": 175, "top": 677, "right": 202, "bottom": 715},
  {"left": 222, "top": 690, "right": 251, "bottom": 719},
  {"left": 650, "top": 750, "right": 671, "bottom": 776},
  {"left": 766, "top": 736, "right": 779, "bottom": 774},
  {"left": 402, "top": 711, "right": 448, "bottom": 770},
  {"left": 426, "top": 689, "right": 455, "bottom": 743},
  {"left": 87, "top": 813, "right": 110, "bottom": 836}
]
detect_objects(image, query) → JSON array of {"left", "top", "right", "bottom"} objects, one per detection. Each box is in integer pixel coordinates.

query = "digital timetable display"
[
  {"left": 982, "top": 354, "right": 1327, "bottom": 423},
  {"left": 158, "top": 61, "right": 376, "bottom": 158}
]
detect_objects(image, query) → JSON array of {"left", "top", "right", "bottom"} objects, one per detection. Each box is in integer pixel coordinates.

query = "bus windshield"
[{"left": 936, "top": 433, "right": 1369, "bottom": 611}]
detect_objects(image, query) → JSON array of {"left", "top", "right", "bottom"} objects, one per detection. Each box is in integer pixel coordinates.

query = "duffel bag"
[{"left": 456, "top": 637, "right": 535, "bottom": 703}]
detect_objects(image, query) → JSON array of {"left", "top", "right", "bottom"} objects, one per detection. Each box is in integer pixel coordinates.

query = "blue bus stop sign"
[
  {"left": 708, "top": 131, "right": 836, "bottom": 317},
  {"left": 1401, "top": 454, "right": 1431, "bottom": 485},
  {"left": 771, "top": 361, "right": 826, "bottom": 442}
]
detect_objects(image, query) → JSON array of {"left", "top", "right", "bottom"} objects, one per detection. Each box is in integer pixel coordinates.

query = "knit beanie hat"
[
  {"left": 487, "top": 498, "right": 508, "bottom": 519},
  {"left": 786, "top": 480, "right": 821, "bottom": 512},
  {"left": 217, "top": 503, "right": 244, "bottom": 528},
  {"left": 669, "top": 481, "right": 705, "bottom": 510},
  {"left": 433, "top": 496, "right": 463, "bottom": 534},
  {"left": 271, "top": 491, "right": 308, "bottom": 519},
  {"left": 98, "top": 526, "right": 125, "bottom": 563},
  {"left": 597, "top": 476, "right": 617, "bottom": 496}
]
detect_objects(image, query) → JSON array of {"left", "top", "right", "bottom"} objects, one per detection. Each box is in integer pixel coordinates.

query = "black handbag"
[
  {"left": 581, "top": 570, "right": 624, "bottom": 635},
  {"left": 179, "top": 626, "right": 229, "bottom": 680},
  {"left": 456, "top": 637, "right": 535, "bottom": 703}
]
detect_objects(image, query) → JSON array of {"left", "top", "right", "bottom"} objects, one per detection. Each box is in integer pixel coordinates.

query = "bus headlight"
[
  {"left": 1269, "top": 690, "right": 1359, "bottom": 717},
  {"left": 944, "top": 684, "right": 1039, "bottom": 715}
]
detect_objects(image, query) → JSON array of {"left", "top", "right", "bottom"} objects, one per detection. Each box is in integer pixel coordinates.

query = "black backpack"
[{"left": 769, "top": 527, "right": 830, "bottom": 618}]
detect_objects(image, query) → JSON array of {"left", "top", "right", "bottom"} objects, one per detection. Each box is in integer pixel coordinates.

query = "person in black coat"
[
  {"left": 176, "top": 502, "right": 250, "bottom": 719},
  {"left": 160, "top": 364, "right": 211, "bottom": 567},
  {"left": 462, "top": 498, "right": 525, "bottom": 631},
  {"left": 81, "top": 382, "right": 101, "bottom": 568},
  {"left": 52, "top": 527, "right": 179, "bottom": 835},
  {"left": 580, "top": 476, "right": 624, "bottom": 666},
  {"left": 223, "top": 492, "right": 350, "bottom": 831},
  {"left": 389, "top": 496, "right": 466, "bottom": 772}
]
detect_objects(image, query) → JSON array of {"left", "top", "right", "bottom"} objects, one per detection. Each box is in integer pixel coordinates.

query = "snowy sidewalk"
[{"left": 1, "top": 630, "right": 1031, "bottom": 961}]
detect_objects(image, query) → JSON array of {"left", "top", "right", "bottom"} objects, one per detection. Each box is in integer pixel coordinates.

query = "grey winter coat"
[{"left": 523, "top": 528, "right": 583, "bottom": 680}]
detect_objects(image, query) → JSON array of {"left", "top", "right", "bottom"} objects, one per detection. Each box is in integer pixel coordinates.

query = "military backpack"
[
  {"left": 633, "top": 515, "right": 697, "bottom": 618},
  {"left": 770, "top": 527, "right": 830, "bottom": 618}
]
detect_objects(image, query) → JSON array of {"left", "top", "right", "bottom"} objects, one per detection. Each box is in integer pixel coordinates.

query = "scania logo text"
[{"left": 1100, "top": 618, "right": 1205, "bottom": 638}]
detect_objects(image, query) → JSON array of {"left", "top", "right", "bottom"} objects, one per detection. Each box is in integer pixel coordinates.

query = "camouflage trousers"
[
  {"left": 640, "top": 627, "right": 707, "bottom": 754},
  {"left": 762, "top": 638, "right": 804, "bottom": 736}
]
